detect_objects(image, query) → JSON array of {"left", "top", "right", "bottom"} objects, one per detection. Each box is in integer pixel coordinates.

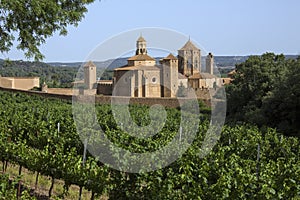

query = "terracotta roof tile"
[
  {"left": 127, "top": 54, "right": 155, "bottom": 61},
  {"left": 201, "top": 73, "right": 217, "bottom": 79},
  {"left": 163, "top": 53, "right": 178, "bottom": 60},
  {"left": 188, "top": 73, "right": 216, "bottom": 79},
  {"left": 115, "top": 65, "right": 160, "bottom": 71}
]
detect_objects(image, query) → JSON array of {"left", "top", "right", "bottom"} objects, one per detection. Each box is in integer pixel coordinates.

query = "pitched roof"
[
  {"left": 179, "top": 40, "right": 199, "bottom": 51},
  {"left": 188, "top": 72, "right": 216, "bottom": 79},
  {"left": 84, "top": 61, "right": 96, "bottom": 68},
  {"left": 137, "top": 36, "right": 146, "bottom": 42},
  {"left": 114, "top": 65, "right": 160, "bottom": 71},
  {"left": 163, "top": 53, "right": 178, "bottom": 60},
  {"left": 127, "top": 54, "right": 155, "bottom": 61},
  {"left": 201, "top": 73, "right": 217, "bottom": 79}
]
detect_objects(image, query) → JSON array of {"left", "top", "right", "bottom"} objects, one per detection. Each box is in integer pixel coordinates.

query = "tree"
[
  {"left": 226, "top": 53, "right": 300, "bottom": 136},
  {"left": 226, "top": 53, "right": 286, "bottom": 124},
  {"left": 0, "top": 0, "right": 95, "bottom": 60},
  {"left": 261, "top": 57, "right": 300, "bottom": 136}
]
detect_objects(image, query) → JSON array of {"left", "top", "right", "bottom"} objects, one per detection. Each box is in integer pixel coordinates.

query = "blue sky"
[{"left": 2, "top": 0, "right": 300, "bottom": 62}]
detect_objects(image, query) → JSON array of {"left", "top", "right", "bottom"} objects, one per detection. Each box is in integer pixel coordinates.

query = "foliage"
[
  {"left": 0, "top": 60, "right": 79, "bottom": 88},
  {"left": 0, "top": 174, "right": 35, "bottom": 199},
  {"left": 0, "top": 0, "right": 95, "bottom": 60},
  {"left": 0, "top": 90, "right": 299, "bottom": 199},
  {"left": 261, "top": 57, "right": 300, "bottom": 136},
  {"left": 226, "top": 53, "right": 300, "bottom": 136}
]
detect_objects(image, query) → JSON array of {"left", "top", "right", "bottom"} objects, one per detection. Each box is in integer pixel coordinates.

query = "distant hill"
[
  {"left": 47, "top": 62, "right": 82, "bottom": 67},
  {"left": 285, "top": 55, "right": 299, "bottom": 60},
  {"left": 45, "top": 55, "right": 299, "bottom": 70},
  {"left": 1, "top": 54, "right": 298, "bottom": 69},
  {"left": 214, "top": 56, "right": 249, "bottom": 67},
  {"left": 1, "top": 54, "right": 298, "bottom": 79},
  {"left": 45, "top": 56, "right": 249, "bottom": 70},
  {"left": 0, "top": 60, "right": 78, "bottom": 88},
  {"left": 46, "top": 57, "right": 163, "bottom": 70}
]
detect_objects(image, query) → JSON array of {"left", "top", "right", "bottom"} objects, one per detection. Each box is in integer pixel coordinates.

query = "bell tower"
[
  {"left": 136, "top": 35, "right": 147, "bottom": 55},
  {"left": 161, "top": 53, "right": 178, "bottom": 97},
  {"left": 178, "top": 39, "right": 201, "bottom": 76}
]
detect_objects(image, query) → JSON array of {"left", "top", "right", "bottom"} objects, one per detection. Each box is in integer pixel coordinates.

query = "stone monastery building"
[{"left": 84, "top": 36, "right": 222, "bottom": 98}]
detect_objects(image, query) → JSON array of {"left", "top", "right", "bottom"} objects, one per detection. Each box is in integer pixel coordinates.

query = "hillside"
[
  {"left": 47, "top": 56, "right": 249, "bottom": 69},
  {"left": 0, "top": 60, "right": 78, "bottom": 88}
]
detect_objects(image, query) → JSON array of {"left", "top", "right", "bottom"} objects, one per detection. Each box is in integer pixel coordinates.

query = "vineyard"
[{"left": 0, "top": 90, "right": 299, "bottom": 199}]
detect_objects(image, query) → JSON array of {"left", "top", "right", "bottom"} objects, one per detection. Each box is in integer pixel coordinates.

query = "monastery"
[
  {"left": 0, "top": 36, "right": 226, "bottom": 99},
  {"left": 84, "top": 36, "right": 223, "bottom": 98}
]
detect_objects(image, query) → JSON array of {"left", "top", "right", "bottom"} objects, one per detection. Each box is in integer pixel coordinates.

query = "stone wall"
[
  {"left": 97, "top": 83, "right": 113, "bottom": 95},
  {"left": 186, "top": 88, "right": 216, "bottom": 100},
  {"left": 0, "top": 77, "right": 13, "bottom": 88},
  {"left": 0, "top": 77, "right": 39, "bottom": 90},
  {"left": 13, "top": 77, "right": 39, "bottom": 90},
  {"left": 46, "top": 88, "right": 79, "bottom": 95},
  {"left": 0, "top": 87, "right": 211, "bottom": 108},
  {"left": 194, "top": 88, "right": 212, "bottom": 99},
  {"left": 0, "top": 87, "right": 73, "bottom": 101}
]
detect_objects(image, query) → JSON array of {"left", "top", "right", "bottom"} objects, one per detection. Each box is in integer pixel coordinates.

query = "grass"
[{"left": 1, "top": 161, "right": 107, "bottom": 200}]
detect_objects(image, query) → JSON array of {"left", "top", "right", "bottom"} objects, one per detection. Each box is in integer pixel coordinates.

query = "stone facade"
[
  {"left": 178, "top": 39, "right": 201, "bottom": 76},
  {"left": 84, "top": 61, "right": 97, "bottom": 90},
  {"left": 114, "top": 65, "right": 162, "bottom": 97},
  {"left": 206, "top": 53, "right": 214, "bottom": 74},
  {"left": 161, "top": 54, "right": 178, "bottom": 97},
  {"left": 113, "top": 36, "right": 168, "bottom": 97},
  {"left": 97, "top": 80, "right": 113, "bottom": 95},
  {"left": 94, "top": 36, "right": 223, "bottom": 98}
]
